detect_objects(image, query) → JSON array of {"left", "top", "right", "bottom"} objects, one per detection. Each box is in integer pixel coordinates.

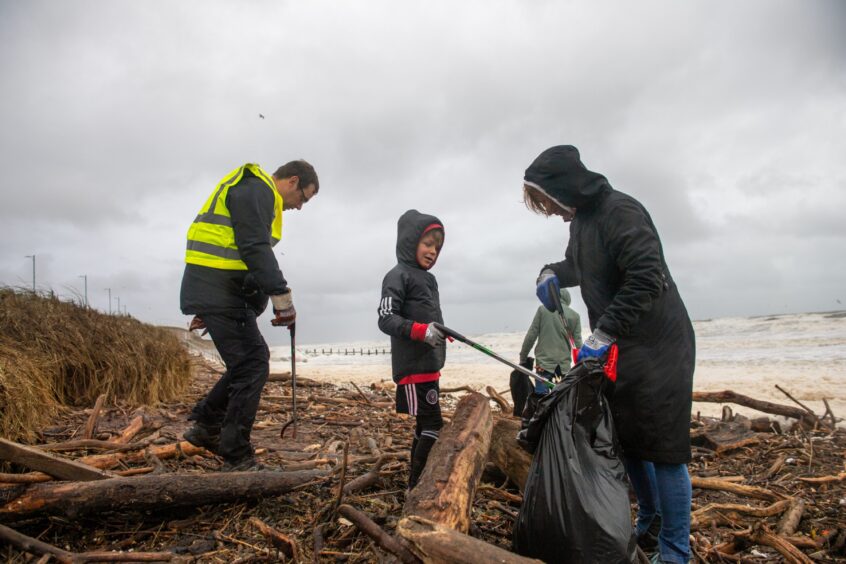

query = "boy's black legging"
[{"left": 409, "top": 411, "right": 443, "bottom": 489}]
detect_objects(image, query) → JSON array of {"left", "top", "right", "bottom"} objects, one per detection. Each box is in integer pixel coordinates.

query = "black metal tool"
[{"left": 280, "top": 323, "right": 298, "bottom": 439}]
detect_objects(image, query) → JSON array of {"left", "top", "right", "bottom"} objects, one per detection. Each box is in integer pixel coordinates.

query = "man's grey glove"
[
  {"left": 423, "top": 324, "right": 446, "bottom": 348},
  {"left": 270, "top": 290, "right": 296, "bottom": 327}
]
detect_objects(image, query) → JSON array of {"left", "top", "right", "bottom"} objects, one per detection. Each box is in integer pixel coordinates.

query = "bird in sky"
[{"left": 258, "top": 113, "right": 265, "bottom": 119}]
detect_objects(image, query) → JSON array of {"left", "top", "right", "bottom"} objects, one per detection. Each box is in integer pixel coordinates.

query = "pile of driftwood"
[{"left": 1, "top": 357, "right": 844, "bottom": 563}]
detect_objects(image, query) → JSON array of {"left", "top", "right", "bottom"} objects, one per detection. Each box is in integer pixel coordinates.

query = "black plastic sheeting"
[{"left": 513, "top": 358, "right": 636, "bottom": 563}]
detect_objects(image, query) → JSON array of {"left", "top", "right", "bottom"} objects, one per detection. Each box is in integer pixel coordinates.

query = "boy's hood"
[
  {"left": 396, "top": 209, "right": 444, "bottom": 268},
  {"left": 524, "top": 145, "right": 611, "bottom": 208},
  {"left": 559, "top": 287, "right": 572, "bottom": 306}
]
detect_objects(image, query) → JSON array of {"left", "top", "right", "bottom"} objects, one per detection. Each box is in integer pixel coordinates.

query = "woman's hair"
[{"left": 523, "top": 184, "right": 563, "bottom": 217}]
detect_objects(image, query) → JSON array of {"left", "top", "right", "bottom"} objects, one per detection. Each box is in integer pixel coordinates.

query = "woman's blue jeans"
[{"left": 624, "top": 456, "right": 691, "bottom": 563}]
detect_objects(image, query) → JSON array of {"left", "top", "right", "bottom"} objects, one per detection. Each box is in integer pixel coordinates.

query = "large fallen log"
[
  {"left": 397, "top": 516, "right": 542, "bottom": 564},
  {"left": 402, "top": 392, "right": 492, "bottom": 533},
  {"left": 0, "top": 469, "right": 326, "bottom": 521},
  {"left": 487, "top": 417, "right": 532, "bottom": 491},
  {"left": 692, "top": 391, "right": 819, "bottom": 427}
]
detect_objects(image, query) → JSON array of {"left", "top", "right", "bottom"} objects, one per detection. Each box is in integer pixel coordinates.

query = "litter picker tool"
[
  {"left": 546, "top": 280, "right": 578, "bottom": 355},
  {"left": 280, "top": 323, "right": 298, "bottom": 439},
  {"left": 431, "top": 322, "right": 554, "bottom": 388}
]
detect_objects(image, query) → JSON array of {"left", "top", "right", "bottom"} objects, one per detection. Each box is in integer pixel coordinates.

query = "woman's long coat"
[{"left": 527, "top": 145, "right": 695, "bottom": 464}]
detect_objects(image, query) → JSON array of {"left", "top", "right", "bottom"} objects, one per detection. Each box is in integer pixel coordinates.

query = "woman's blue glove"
[
  {"left": 535, "top": 268, "right": 559, "bottom": 312},
  {"left": 578, "top": 329, "right": 615, "bottom": 360}
]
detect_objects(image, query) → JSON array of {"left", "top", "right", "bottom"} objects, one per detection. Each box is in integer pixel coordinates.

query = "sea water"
[{"left": 271, "top": 311, "right": 846, "bottom": 424}]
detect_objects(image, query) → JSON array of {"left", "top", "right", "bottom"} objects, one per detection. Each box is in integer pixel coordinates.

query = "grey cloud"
[{"left": 1, "top": 0, "right": 845, "bottom": 345}]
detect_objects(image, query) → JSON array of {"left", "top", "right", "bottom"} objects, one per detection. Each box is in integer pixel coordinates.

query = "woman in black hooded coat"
[{"left": 523, "top": 145, "right": 695, "bottom": 564}]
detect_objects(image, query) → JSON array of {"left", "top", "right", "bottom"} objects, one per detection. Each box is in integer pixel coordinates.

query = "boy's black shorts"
[{"left": 396, "top": 380, "right": 440, "bottom": 418}]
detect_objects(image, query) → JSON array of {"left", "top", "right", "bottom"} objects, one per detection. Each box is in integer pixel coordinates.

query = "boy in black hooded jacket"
[{"left": 377, "top": 209, "right": 447, "bottom": 489}]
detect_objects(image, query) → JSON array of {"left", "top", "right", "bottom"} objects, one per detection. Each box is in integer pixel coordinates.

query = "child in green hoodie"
[{"left": 519, "top": 287, "right": 582, "bottom": 393}]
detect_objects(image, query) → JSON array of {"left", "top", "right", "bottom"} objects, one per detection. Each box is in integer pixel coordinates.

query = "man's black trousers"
[{"left": 189, "top": 310, "right": 269, "bottom": 463}]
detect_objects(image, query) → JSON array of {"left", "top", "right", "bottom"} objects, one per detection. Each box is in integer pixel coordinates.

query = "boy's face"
[{"left": 416, "top": 231, "right": 442, "bottom": 270}]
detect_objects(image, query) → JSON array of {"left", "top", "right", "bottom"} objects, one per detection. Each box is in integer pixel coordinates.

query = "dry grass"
[{"left": 0, "top": 288, "right": 192, "bottom": 442}]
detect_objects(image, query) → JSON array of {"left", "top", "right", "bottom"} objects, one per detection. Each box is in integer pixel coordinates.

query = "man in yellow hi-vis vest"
[{"left": 180, "top": 159, "right": 318, "bottom": 471}]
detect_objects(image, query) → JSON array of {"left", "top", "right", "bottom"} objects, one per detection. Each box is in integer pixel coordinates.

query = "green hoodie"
[{"left": 519, "top": 288, "right": 583, "bottom": 373}]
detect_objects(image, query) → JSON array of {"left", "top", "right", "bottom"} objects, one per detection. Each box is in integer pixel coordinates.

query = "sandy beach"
[
  {"left": 290, "top": 361, "right": 845, "bottom": 425},
  {"left": 271, "top": 311, "right": 846, "bottom": 426}
]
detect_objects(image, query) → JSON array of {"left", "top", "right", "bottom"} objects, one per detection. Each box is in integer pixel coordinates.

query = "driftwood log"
[
  {"left": 0, "top": 439, "right": 116, "bottom": 482},
  {"left": 689, "top": 476, "right": 787, "bottom": 502},
  {"left": 0, "top": 441, "right": 205, "bottom": 486},
  {"left": 487, "top": 417, "right": 532, "bottom": 491},
  {"left": 690, "top": 499, "right": 791, "bottom": 530},
  {"left": 79, "top": 440, "right": 206, "bottom": 469},
  {"left": 485, "top": 385, "right": 512, "bottom": 414},
  {"left": 778, "top": 498, "right": 806, "bottom": 536},
  {"left": 690, "top": 417, "right": 761, "bottom": 454},
  {"left": 249, "top": 516, "right": 299, "bottom": 560},
  {"left": 0, "top": 522, "right": 174, "bottom": 563},
  {"left": 114, "top": 414, "right": 151, "bottom": 444},
  {"left": 693, "top": 391, "right": 820, "bottom": 428},
  {"left": 82, "top": 393, "right": 108, "bottom": 440},
  {"left": 338, "top": 504, "right": 420, "bottom": 564},
  {"left": 0, "top": 469, "right": 326, "bottom": 521},
  {"left": 733, "top": 523, "right": 815, "bottom": 564},
  {"left": 397, "top": 516, "right": 542, "bottom": 564},
  {"left": 402, "top": 392, "right": 493, "bottom": 533}
]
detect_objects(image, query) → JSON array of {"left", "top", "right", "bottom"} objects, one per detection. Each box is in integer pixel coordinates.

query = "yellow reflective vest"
[{"left": 185, "top": 164, "right": 283, "bottom": 270}]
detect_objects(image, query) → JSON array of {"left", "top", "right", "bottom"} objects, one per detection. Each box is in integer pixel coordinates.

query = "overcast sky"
[{"left": 1, "top": 1, "right": 844, "bottom": 345}]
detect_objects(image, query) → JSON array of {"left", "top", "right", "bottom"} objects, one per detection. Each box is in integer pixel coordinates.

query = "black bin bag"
[
  {"left": 513, "top": 358, "right": 636, "bottom": 563},
  {"left": 509, "top": 356, "right": 534, "bottom": 417}
]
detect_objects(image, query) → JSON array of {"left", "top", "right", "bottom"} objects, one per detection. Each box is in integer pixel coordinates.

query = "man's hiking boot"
[
  {"left": 221, "top": 457, "right": 268, "bottom": 472},
  {"left": 182, "top": 424, "right": 220, "bottom": 455}
]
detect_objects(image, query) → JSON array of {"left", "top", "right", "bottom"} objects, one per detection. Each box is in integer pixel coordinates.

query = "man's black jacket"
[{"left": 180, "top": 169, "right": 288, "bottom": 316}]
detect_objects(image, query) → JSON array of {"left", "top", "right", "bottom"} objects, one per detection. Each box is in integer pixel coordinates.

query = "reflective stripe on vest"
[{"left": 185, "top": 163, "right": 283, "bottom": 270}]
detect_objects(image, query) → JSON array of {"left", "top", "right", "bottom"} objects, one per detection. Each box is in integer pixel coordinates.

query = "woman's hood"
[
  {"left": 524, "top": 145, "right": 611, "bottom": 208},
  {"left": 396, "top": 209, "right": 444, "bottom": 268}
]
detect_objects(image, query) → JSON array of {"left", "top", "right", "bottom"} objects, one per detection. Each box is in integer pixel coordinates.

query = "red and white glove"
[{"left": 270, "top": 290, "right": 296, "bottom": 327}]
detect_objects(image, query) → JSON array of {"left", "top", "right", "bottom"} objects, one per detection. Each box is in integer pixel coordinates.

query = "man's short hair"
[{"left": 273, "top": 160, "right": 319, "bottom": 193}]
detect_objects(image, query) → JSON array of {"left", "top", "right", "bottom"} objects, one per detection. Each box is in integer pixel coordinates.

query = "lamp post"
[
  {"left": 105, "top": 288, "right": 112, "bottom": 314},
  {"left": 24, "top": 255, "right": 35, "bottom": 292},
  {"left": 79, "top": 275, "right": 88, "bottom": 307},
  {"left": 115, "top": 295, "right": 121, "bottom": 315}
]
